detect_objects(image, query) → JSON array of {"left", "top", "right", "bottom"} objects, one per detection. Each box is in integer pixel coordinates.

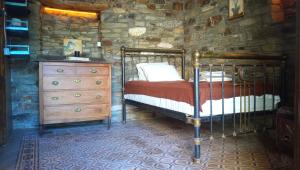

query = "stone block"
[
  {"left": 146, "top": 37, "right": 161, "bottom": 42},
  {"left": 239, "top": 18, "right": 257, "bottom": 26},
  {"left": 173, "top": 2, "right": 183, "bottom": 11},
  {"left": 147, "top": 4, "right": 156, "bottom": 10},
  {"left": 103, "top": 23, "right": 128, "bottom": 28},
  {"left": 103, "top": 40, "right": 113, "bottom": 46},
  {"left": 206, "top": 15, "right": 222, "bottom": 27}
]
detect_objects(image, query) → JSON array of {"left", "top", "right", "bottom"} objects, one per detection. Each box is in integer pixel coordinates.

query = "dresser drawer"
[
  {"left": 43, "top": 76, "right": 109, "bottom": 90},
  {"left": 76, "top": 66, "right": 109, "bottom": 75},
  {"left": 43, "top": 104, "right": 110, "bottom": 124},
  {"left": 43, "top": 65, "right": 76, "bottom": 75},
  {"left": 43, "top": 90, "right": 109, "bottom": 106}
]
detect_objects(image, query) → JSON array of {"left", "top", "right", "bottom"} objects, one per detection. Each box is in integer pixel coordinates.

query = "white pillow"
[
  {"left": 141, "top": 64, "right": 183, "bottom": 82},
  {"left": 189, "top": 76, "right": 232, "bottom": 82},
  {"left": 203, "top": 76, "right": 232, "bottom": 82},
  {"left": 136, "top": 62, "right": 168, "bottom": 80}
]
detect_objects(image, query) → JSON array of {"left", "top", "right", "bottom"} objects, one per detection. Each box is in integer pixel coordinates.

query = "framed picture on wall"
[
  {"left": 63, "top": 39, "right": 82, "bottom": 56},
  {"left": 229, "top": 0, "right": 244, "bottom": 20}
]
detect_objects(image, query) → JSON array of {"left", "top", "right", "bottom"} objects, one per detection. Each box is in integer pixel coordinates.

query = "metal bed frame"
[{"left": 121, "top": 46, "right": 287, "bottom": 163}]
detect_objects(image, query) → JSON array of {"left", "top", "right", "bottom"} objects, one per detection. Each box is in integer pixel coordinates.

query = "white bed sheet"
[{"left": 124, "top": 94, "right": 280, "bottom": 117}]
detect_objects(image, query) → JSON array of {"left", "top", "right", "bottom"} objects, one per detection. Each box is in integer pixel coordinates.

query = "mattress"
[
  {"left": 125, "top": 81, "right": 272, "bottom": 110},
  {"left": 124, "top": 80, "right": 280, "bottom": 117},
  {"left": 124, "top": 94, "right": 280, "bottom": 117}
]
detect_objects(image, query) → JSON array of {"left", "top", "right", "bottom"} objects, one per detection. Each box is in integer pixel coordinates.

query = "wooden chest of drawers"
[{"left": 39, "top": 62, "right": 111, "bottom": 127}]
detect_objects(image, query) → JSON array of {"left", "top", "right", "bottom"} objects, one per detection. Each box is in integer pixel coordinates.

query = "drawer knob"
[
  {"left": 73, "top": 79, "right": 81, "bottom": 84},
  {"left": 90, "top": 68, "right": 97, "bottom": 73},
  {"left": 96, "top": 80, "right": 102, "bottom": 85},
  {"left": 51, "top": 97, "right": 59, "bottom": 100},
  {"left": 56, "top": 68, "right": 64, "bottom": 73},
  {"left": 74, "top": 107, "right": 82, "bottom": 112},
  {"left": 52, "top": 81, "right": 59, "bottom": 86},
  {"left": 74, "top": 93, "right": 81, "bottom": 97},
  {"left": 96, "top": 95, "right": 102, "bottom": 99}
]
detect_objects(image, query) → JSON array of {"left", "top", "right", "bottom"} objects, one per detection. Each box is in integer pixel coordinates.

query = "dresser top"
[{"left": 33, "top": 56, "right": 112, "bottom": 64}]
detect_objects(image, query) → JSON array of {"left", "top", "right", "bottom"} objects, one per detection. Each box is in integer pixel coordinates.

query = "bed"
[{"left": 120, "top": 46, "right": 287, "bottom": 162}]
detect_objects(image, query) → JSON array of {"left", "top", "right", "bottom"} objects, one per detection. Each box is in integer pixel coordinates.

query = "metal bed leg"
[
  {"left": 122, "top": 101, "right": 126, "bottom": 124},
  {"left": 152, "top": 112, "right": 156, "bottom": 118}
]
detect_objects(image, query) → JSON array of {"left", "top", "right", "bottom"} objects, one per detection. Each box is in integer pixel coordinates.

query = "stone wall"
[
  {"left": 11, "top": 0, "right": 295, "bottom": 128},
  {"left": 11, "top": 0, "right": 185, "bottom": 128},
  {"left": 184, "top": 0, "right": 284, "bottom": 55},
  {"left": 40, "top": 9, "right": 101, "bottom": 58},
  {"left": 100, "top": 0, "right": 185, "bottom": 121},
  {"left": 184, "top": 0, "right": 296, "bottom": 105},
  {"left": 10, "top": 0, "right": 41, "bottom": 128}
]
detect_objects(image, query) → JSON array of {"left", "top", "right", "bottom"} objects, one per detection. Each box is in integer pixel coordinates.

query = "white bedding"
[{"left": 124, "top": 94, "right": 280, "bottom": 117}]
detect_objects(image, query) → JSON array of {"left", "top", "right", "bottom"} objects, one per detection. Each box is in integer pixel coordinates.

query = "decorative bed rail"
[
  {"left": 192, "top": 51, "right": 286, "bottom": 162},
  {"left": 120, "top": 46, "right": 287, "bottom": 163},
  {"left": 121, "top": 46, "right": 185, "bottom": 122}
]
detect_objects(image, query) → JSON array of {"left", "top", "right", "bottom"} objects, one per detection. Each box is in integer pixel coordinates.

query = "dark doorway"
[
  {"left": 294, "top": 1, "right": 300, "bottom": 169},
  {"left": 0, "top": 0, "right": 12, "bottom": 145}
]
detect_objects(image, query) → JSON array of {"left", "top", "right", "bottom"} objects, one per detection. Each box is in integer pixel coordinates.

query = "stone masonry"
[
  {"left": 184, "top": 0, "right": 295, "bottom": 105},
  {"left": 100, "top": 0, "right": 185, "bottom": 121},
  {"left": 10, "top": 0, "right": 295, "bottom": 128}
]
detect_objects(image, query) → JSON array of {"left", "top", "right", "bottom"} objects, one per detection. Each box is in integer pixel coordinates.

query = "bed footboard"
[{"left": 191, "top": 50, "right": 287, "bottom": 162}]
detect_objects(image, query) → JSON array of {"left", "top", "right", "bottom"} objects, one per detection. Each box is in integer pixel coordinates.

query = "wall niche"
[{"left": 40, "top": 6, "right": 102, "bottom": 58}]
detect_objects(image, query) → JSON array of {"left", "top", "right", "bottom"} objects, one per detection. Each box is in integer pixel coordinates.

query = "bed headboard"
[{"left": 120, "top": 46, "right": 185, "bottom": 84}]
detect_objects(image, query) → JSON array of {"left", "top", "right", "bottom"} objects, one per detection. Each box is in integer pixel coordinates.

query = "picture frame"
[
  {"left": 228, "top": 0, "right": 244, "bottom": 20},
  {"left": 63, "top": 38, "right": 82, "bottom": 56}
]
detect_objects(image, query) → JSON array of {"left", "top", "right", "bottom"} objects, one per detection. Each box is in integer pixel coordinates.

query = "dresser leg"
[
  {"left": 107, "top": 117, "right": 111, "bottom": 129},
  {"left": 39, "top": 125, "right": 44, "bottom": 135}
]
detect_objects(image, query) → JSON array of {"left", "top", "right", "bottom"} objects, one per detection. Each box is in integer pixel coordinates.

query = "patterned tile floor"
[{"left": 14, "top": 118, "right": 292, "bottom": 170}]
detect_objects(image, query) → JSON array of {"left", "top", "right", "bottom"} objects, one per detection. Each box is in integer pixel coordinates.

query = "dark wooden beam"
[
  {"left": 294, "top": 0, "right": 300, "bottom": 169},
  {"left": 40, "top": 0, "right": 109, "bottom": 12}
]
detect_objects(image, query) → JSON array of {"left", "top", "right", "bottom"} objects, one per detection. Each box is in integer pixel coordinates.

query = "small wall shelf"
[
  {"left": 5, "top": 0, "right": 30, "bottom": 17},
  {"left": 4, "top": 0, "right": 30, "bottom": 58},
  {"left": 5, "top": 0, "right": 27, "bottom": 7},
  {"left": 4, "top": 45, "right": 30, "bottom": 56},
  {"left": 6, "top": 19, "right": 28, "bottom": 31},
  {"left": 5, "top": 19, "right": 29, "bottom": 37}
]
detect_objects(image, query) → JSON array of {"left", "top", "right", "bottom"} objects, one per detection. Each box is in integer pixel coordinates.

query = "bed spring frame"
[{"left": 121, "top": 46, "right": 287, "bottom": 163}]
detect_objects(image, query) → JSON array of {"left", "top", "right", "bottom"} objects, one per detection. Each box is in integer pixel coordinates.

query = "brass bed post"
[
  {"left": 253, "top": 65, "right": 257, "bottom": 132},
  {"left": 221, "top": 64, "right": 226, "bottom": 138},
  {"left": 121, "top": 46, "right": 126, "bottom": 124},
  {"left": 232, "top": 64, "right": 237, "bottom": 136},
  {"left": 280, "top": 56, "right": 287, "bottom": 105},
  {"left": 263, "top": 64, "right": 267, "bottom": 130},
  {"left": 192, "top": 50, "right": 201, "bottom": 163},
  {"left": 209, "top": 64, "right": 214, "bottom": 140}
]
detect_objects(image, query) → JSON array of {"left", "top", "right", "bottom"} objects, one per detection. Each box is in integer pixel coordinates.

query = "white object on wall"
[
  {"left": 97, "top": 41, "right": 102, "bottom": 47},
  {"left": 129, "top": 27, "right": 146, "bottom": 37},
  {"left": 157, "top": 42, "right": 173, "bottom": 49}
]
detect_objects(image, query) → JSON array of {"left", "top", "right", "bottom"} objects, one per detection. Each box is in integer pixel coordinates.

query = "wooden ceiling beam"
[{"left": 40, "top": 0, "right": 109, "bottom": 12}]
